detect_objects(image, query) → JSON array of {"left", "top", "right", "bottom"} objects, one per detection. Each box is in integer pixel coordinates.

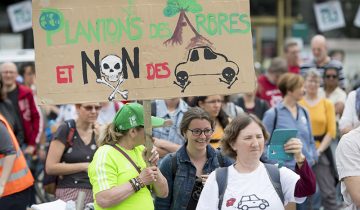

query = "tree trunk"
[
  {"left": 183, "top": 13, "right": 213, "bottom": 49},
  {"left": 163, "top": 10, "right": 186, "bottom": 46}
]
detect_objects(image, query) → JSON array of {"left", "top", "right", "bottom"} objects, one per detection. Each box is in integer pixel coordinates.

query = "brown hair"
[
  {"left": 180, "top": 107, "right": 215, "bottom": 138},
  {"left": 277, "top": 73, "right": 304, "bottom": 96},
  {"left": 221, "top": 113, "right": 269, "bottom": 159}
]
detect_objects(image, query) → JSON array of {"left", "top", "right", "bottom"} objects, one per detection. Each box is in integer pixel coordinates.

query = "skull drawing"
[
  {"left": 222, "top": 67, "right": 236, "bottom": 83},
  {"left": 176, "top": 71, "right": 189, "bottom": 86},
  {"left": 101, "top": 55, "right": 123, "bottom": 82}
]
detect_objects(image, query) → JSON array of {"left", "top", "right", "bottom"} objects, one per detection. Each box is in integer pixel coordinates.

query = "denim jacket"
[{"left": 154, "top": 144, "right": 233, "bottom": 210}]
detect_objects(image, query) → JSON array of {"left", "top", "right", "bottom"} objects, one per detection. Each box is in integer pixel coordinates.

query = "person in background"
[
  {"left": 195, "top": 95, "right": 231, "bottom": 149},
  {"left": 154, "top": 107, "right": 233, "bottom": 210},
  {"left": 0, "top": 62, "right": 42, "bottom": 165},
  {"left": 329, "top": 49, "right": 345, "bottom": 63},
  {"left": 221, "top": 95, "right": 243, "bottom": 119},
  {"left": 299, "top": 69, "right": 339, "bottom": 210},
  {"left": 339, "top": 87, "right": 359, "bottom": 135},
  {"left": 18, "top": 62, "right": 36, "bottom": 93},
  {"left": 0, "top": 74, "right": 24, "bottom": 146},
  {"left": 46, "top": 103, "right": 101, "bottom": 204},
  {"left": 262, "top": 73, "right": 318, "bottom": 210},
  {"left": 152, "top": 98, "right": 188, "bottom": 158},
  {"left": 97, "top": 101, "right": 123, "bottom": 126},
  {"left": 88, "top": 103, "right": 168, "bottom": 210},
  {"left": 0, "top": 113, "right": 34, "bottom": 210},
  {"left": 256, "top": 57, "right": 288, "bottom": 107},
  {"left": 300, "top": 35, "right": 345, "bottom": 88},
  {"left": 196, "top": 113, "right": 316, "bottom": 210},
  {"left": 235, "top": 90, "right": 269, "bottom": 120},
  {"left": 336, "top": 126, "right": 360, "bottom": 210},
  {"left": 284, "top": 39, "right": 302, "bottom": 74},
  {"left": 319, "top": 66, "right": 346, "bottom": 119}
]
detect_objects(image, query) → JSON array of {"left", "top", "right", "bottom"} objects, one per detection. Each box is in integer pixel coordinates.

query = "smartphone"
[{"left": 267, "top": 129, "right": 298, "bottom": 162}]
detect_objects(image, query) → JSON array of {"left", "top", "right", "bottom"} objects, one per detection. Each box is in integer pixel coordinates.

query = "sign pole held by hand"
[{"left": 143, "top": 100, "right": 153, "bottom": 167}]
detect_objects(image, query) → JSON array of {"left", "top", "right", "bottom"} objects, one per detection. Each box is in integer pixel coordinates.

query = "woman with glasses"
[
  {"left": 155, "top": 107, "right": 233, "bottom": 210},
  {"left": 299, "top": 69, "right": 339, "bottom": 210},
  {"left": 45, "top": 103, "right": 101, "bottom": 203},
  {"left": 195, "top": 95, "right": 231, "bottom": 149}
]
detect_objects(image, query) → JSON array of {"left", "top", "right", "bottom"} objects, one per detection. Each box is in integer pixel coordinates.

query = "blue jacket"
[{"left": 154, "top": 144, "right": 233, "bottom": 210}]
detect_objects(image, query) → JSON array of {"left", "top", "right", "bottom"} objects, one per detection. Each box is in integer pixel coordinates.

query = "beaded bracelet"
[
  {"left": 136, "top": 176, "right": 145, "bottom": 188},
  {"left": 129, "top": 179, "right": 137, "bottom": 192},
  {"left": 129, "top": 178, "right": 141, "bottom": 192}
]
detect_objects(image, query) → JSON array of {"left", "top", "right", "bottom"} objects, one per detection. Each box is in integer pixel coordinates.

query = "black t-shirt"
[
  {"left": 187, "top": 177, "right": 204, "bottom": 210},
  {"left": 54, "top": 121, "right": 98, "bottom": 189},
  {"left": 0, "top": 122, "right": 16, "bottom": 156}
]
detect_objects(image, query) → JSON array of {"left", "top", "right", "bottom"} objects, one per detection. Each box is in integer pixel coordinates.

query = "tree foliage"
[{"left": 163, "top": 0, "right": 203, "bottom": 17}]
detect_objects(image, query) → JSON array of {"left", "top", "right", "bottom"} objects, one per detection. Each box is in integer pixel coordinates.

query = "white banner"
[
  {"left": 314, "top": 1, "right": 345, "bottom": 32},
  {"left": 7, "top": 1, "right": 32, "bottom": 32}
]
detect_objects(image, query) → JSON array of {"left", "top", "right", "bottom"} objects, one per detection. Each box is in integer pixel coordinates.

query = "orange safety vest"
[{"left": 0, "top": 115, "right": 34, "bottom": 197}]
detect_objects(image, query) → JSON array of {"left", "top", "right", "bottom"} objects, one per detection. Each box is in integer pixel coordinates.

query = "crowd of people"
[{"left": 1, "top": 33, "right": 360, "bottom": 210}]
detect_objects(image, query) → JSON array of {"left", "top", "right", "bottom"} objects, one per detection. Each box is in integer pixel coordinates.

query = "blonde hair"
[{"left": 97, "top": 123, "right": 126, "bottom": 146}]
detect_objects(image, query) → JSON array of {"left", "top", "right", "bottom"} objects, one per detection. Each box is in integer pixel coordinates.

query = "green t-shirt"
[{"left": 88, "top": 144, "right": 154, "bottom": 210}]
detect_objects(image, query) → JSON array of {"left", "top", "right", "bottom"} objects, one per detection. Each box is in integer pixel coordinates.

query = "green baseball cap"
[{"left": 113, "top": 103, "right": 165, "bottom": 131}]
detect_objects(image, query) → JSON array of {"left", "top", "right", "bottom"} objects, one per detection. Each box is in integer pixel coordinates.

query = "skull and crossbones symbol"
[
  {"left": 219, "top": 67, "right": 238, "bottom": 89},
  {"left": 96, "top": 55, "right": 128, "bottom": 101}
]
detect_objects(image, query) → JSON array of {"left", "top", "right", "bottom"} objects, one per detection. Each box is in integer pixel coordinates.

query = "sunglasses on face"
[
  {"left": 325, "top": 74, "right": 338, "bottom": 79},
  {"left": 82, "top": 105, "right": 101, "bottom": 111}
]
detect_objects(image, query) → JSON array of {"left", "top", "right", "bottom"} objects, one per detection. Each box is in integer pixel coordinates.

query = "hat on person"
[{"left": 113, "top": 103, "right": 164, "bottom": 131}]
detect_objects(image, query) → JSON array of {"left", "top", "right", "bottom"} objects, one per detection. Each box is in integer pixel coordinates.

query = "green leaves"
[
  {"left": 163, "top": 0, "right": 203, "bottom": 17},
  {"left": 163, "top": 5, "right": 180, "bottom": 17}
]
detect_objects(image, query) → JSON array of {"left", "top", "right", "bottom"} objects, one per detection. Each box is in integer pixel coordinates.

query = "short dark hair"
[
  {"left": 221, "top": 113, "right": 269, "bottom": 159},
  {"left": 267, "top": 57, "right": 287, "bottom": 74},
  {"left": 277, "top": 73, "right": 304, "bottom": 96},
  {"left": 19, "top": 62, "right": 35, "bottom": 77},
  {"left": 180, "top": 107, "right": 215, "bottom": 137}
]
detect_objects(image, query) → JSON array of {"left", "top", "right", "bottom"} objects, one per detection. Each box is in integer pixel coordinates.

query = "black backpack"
[{"left": 215, "top": 164, "right": 284, "bottom": 210}]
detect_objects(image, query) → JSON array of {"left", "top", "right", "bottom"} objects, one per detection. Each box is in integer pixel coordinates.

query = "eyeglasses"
[
  {"left": 188, "top": 128, "right": 214, "bottom": 136},
  {"left": 325, "top": 74, "right": 338, "bottom": 79},
  {"left": 204, "top": 100, "right": 224, "bottom": 104},
  {"left": 82, "top": 105, "right": 101, "bottom": 112}
]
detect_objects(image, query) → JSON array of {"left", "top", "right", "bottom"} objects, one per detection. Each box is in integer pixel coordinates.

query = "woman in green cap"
[{"left": 88, "top": 103, "right": 168, "bottom": 210}]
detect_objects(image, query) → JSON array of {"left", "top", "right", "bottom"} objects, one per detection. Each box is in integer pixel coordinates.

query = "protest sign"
[
  {"left": 314, "top": 1, "right": 345, "bottom": 32},
  {"left": 33, "top": 0, "right": 255, "bottom": 105},
  {"left": 7, "top": 1, "right": 32, "bottom": 32}
]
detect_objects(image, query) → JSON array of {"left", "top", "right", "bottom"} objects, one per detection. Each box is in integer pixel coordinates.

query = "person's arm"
[
  {"left": 343, "top": 176, "right": 360, "bottom": 207},
  {"left": 153, "top": 137, "right": 181, "bottom": 157},
  {"left": 45, "top": 140, "right": 89, "bottom": 175},
  {"left": 154, "top": 155, "right": 174, "bottom": 210},
  {"left": 284, "top": 138, "right": 316, "bottom": 197},
  {"left": 339, "top": 91, "right": 356, "bottom": 135}
]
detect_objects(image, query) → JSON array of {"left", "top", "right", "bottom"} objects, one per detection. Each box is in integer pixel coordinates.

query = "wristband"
[{"left": 136, "top": 176, "right": 145, "bottom": 188}]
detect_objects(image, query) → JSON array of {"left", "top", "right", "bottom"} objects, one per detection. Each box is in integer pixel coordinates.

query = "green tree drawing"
[{"left": 163, "top": 0, "right": 212, "bottom": 49}]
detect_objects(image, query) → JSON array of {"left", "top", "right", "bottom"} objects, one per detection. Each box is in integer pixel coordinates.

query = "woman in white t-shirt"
[{"left": 196, "top": 113, "right": 316, "bottom": 210}]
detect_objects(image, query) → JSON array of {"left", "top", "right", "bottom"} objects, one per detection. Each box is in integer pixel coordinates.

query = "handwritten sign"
[
  {"left": 33, "top": 0, "right": 255, "bottom": 105},
  {"left": 7, "top": 1, "right": 32, "bottom": 32},
  {"left": 314, "top": 1, "right": 345, "bottom": 32}
]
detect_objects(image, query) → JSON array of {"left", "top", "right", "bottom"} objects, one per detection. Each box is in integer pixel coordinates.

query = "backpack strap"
[
  {"left": 272, "top": 107, "right": 278, "bottom": 133},
  {"left": 264, "top": 163, "right": 284, "bottom": 204},
  {"left": 216, "top": 167, "right": 228, "bottom": 210},
  {"left": 65, "top": 119, "right": 76, "bottom": 147},
  {"left": 216, "top": 149, "right": 225, "bottom": 167}
]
